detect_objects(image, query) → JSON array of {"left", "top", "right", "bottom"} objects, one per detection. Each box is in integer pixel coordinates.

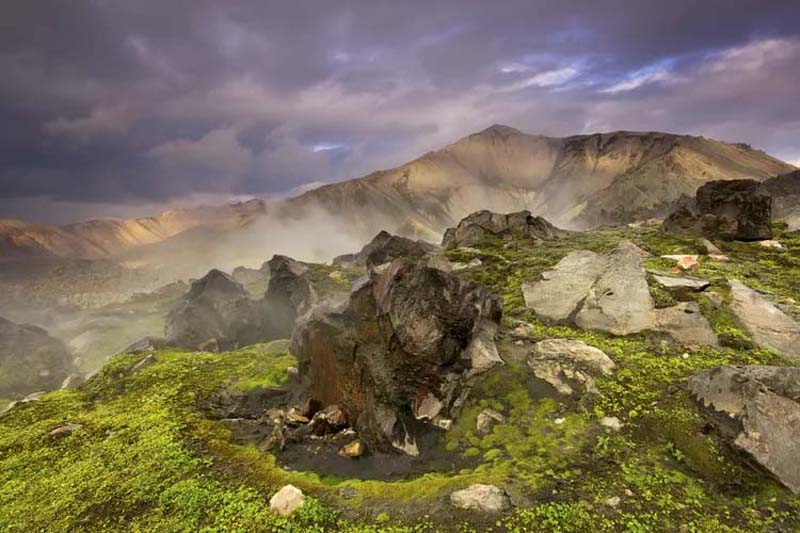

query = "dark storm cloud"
[{"left": 1, "top": 0, "right": 799, "bottom": 222}]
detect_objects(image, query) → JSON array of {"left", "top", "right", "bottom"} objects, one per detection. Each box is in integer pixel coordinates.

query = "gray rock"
[
  {"left": 476, "top": 409, "right": 505, "bottom": 435},
  {"left": 575, "top": 243, "right": 655, "bottom": 335},
  {"left": 523, "top": 243, "right": 717, "bottom": 345},
  {"left": 600, "top": 416, "right": 622, "bottom": 432},
  {"left": 0, "top": 316, "right": 75, "bottom": 398},
  {"left": 117, "top": 336, "right": 166, "bottom": 356},
  {"left": 165, "top": 269, "right": 264, "bottom": 351},
  {"left": 442, "top": 210, "right": 566, "bottom": 248},
  {"left": 450, "top": 484, "right": 511, "bottom": 512},
  {"left": 729, "top": 280, "right": 800, "bottom": 361},
  {"left": 269, "top": 484, "right": 305, "bottom": 516},
  {"left": 261, "top": 255, "right": 318, "bottom": 339},
  {"left": 522, "top": 250, "right": 606, "bottom": 323},
  {"left": 688, "top": 365, "right": 800, "bottom": 493},
  {"left": 355, "top": 230, "right": 438, "bottom": 269},
  {"left": 651, "top": 274, "right": 710, "bottom": 292},
  {"left": 697, "top": 238, "right": 722, "bottom": 255},
  {"left": 527, "top": 339, "right": 615, "bottom": 396}
]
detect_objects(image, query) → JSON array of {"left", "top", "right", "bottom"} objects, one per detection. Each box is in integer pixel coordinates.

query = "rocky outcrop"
[
  {"left": 527, "top": 339, "right": 615, "bottom": 397},
  {"left": 261, "top": 255, "right": 317, "bottom": 339},
  {"left": 165, "top": 269, "right": 264, "bottom": 351},
  {"left": 450, "top": 484, "right": 511, "bottom": 512},
  {"left": 522, "top": 243, "right": 718, "bottom": 345},
  {"left": 688, "top": 366, "right": 800, "bottom": 494},
  {"left": 442, "top": 210, "right": 565, "bottom": 248},
  {"left": 354, "top": 230, "right": 438, "bottom": 268},
  {"left": 764, "top": 170, "right": 800, "bottom": 231},
  {"left": 0, "top": 317, "right": 75, "bottom": 398},
  {"left": 291, "top": 259, "right": 503, "bottom": 453},
  {"left": 728, "top": 280, "right": 800, "bottom": 361},
  {"left": 662, "top": 179, "right": 773, "bottom": 241}
]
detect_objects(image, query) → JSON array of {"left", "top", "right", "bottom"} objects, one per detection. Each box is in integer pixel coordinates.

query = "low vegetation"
[{"left": 2, "top": 223, "right": 799, "bottom": 531}]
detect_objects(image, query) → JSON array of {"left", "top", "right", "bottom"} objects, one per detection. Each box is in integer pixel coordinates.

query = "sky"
[{"left": 1, "top": 0, "right": 799, "bottom": 224}]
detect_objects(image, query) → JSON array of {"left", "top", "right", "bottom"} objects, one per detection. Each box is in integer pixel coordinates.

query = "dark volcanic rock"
[
  {"left": 355, "top": 231, "right": 438, "bottom": 268},
  {"left": 689, "top": 365, "right": 800, "bottom": 493},
  {"left": 764, "top": 170, "right": 800, "bottom": 231},
  {"left": 165, "top": 269, "right": 264, "bottom": 351},
  {"left": 662, "top": 179, "right": 773, "bottom": 241},
  {"left": 261, "top": 255, "right": 317, "bottom": 339},
  {"left": 291, "top": 259, "right": 503, "bottom": 454},
  {"left": 442, "top": 210, "right": 565, "bottom": 248},
  {"left": 0, "top": 316, "right": 75, "bottom": 398}
]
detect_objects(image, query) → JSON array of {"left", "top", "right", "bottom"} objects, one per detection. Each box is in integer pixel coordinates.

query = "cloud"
[{"left": 0, "top": 1, "right": 799, "bottom": 223}]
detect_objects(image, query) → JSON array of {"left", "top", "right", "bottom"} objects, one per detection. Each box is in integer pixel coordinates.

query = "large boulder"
[
  {"left": 0, "top": 317, "right": 75, "bottom": 398},
  {"left": 442, "top": 210, "right": 565, "bottom": 248},
  {"left": 728, "top": 280, "right": 800, "bottom": 361},
  {"left": 764, "top": 170, "right": 800, "bottom": 231},
  {"left": 261, "top": 255, "right": 317, "bottom": 339},
  {"left": 522, "top": 242, "right": 718, "bottom": 345},
  {"left": 354, "top": 230, "right": 438, "bottom": 268},
  {"left": 291, "top": 259, "right": 503, "bottom": 453},
  {"left": 165, "top": 269, "right": 264, "bottom": 351},
  {"left": 688, "top": 366, "right": 800, "bottom": 493},
  {"left": 662, "top": 179, "right": 773, "bottom": 241}
]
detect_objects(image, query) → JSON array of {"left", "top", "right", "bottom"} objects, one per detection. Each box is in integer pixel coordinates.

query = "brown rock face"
[
  {"left": 291, "top": 259, "right": 502, "bottom": 453},
  {"left": 261, "top": 255, "right": 317, "bottom": 339},
  {"left": 662, "top": 179, "right": 773, "bottom": 241}
]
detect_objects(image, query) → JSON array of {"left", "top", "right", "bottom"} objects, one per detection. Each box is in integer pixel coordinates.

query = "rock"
[
  {"left": 476, "top": 409, "right": 505, "bottom": 435},
  {"left": 450, "top": 258, "right": 483, "bottom": 271},
  {"left": 49, "top": 423, "right": 83, "bottom": 439},
  {"left": 117, "top": 336, "right": 165, "bottom": 356},
  {"left": 728, "top": 280, "right": 800, "bottom": 361},
  {"left": 655, "top": 302, "right": 719, "bottom": 347},
  {"left": 338, "top": 440, "right": 366, "bottom": 458},
  {"left": 165, "top": 270, "right": 264, "bottom": 351},
  {"left": 130, "top": 354, "right": 156, "bottom": 373},
  {"left": 332, "top": 253, "right": 357, "bottom": 266},
  {"left": 522, "top": 250, "right": 607, "bottom": 323},
  {"left": 60, "top": 373, "right": 84, "bottom": 391},
  {"left": 662, "top": 179, "right": 773, "bottom": 241},
  {"left": 0, "top": 316, "right": 75, "bottom": 398},
  {"left": 442, "top": 210, "right": 566, "bottom": 248},
  {"left": 261, "top": 255, "right": 317, "bottom": 339},
  {"left": 291, "top": 259, "right": 503, "bottom": 453},
  {"left": 450, "top": 484, "right": 511, "bottom": 512},
  {"left": 575, "top": 243, "right": 656, "bottom": 335},
  {"left": 697, "top": 238, "right": 722, "bottom": 255},
  {"left": 338, "top": 487, "right": 359, "bottom": 499},
  {"left": 286, "top": 366, "right": 299, "bottom": 381},
  {"left": 688, "top": 366, "right": 800, "bottom": 493},
  {"left": 524, "top": 244, "right": 716, "bottom": 345},
  {"left": 651, "top": 273, "right": 710, "bottom": 292},
  {"left": 354, "top": 230, "right": 438, "bottom": 269},
  {"left": 605, "top": 496, "right": 621, "bottom": 507},
  {"left": 660, "top": 254, "right": 700, "bottom": 272},
  {"left": 528, "top": 339, "right": 615, "bottom": 396},
  {"left": 231, "top": 265, "right": 266, "bottom": 287},
  {"left": 758, "top": 240, "right": 785, "bottom": 249},
  {"left": 269, "top": 485, "right": 305, "bottom": 516},
  {"left": 600, "top": 416, "right": 622, "bottom": 432}
]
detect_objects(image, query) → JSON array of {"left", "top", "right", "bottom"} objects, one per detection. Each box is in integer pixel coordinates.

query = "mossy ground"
[{"left": 2, "top": 224, "right": 800, "bottom": 531}]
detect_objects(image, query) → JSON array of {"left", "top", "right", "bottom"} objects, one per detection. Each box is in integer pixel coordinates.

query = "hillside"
[{"left": 2, "top": 220, "right": 799, "bottom": 532}]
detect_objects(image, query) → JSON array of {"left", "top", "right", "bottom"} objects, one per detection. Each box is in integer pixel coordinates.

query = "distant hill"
[{"left": 0, "top": 126, "right": 794, "bottom": 264}]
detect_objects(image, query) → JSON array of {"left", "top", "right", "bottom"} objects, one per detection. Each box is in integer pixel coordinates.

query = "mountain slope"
[
  {"left": 289, "top": 126, "right": 794, "bottom": 239},
  {"left": 0, "top": 126, "right": 794, "bottom": 261}
]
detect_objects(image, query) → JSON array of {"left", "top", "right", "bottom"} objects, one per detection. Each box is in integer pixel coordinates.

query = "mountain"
[
  {"left": 0, "top": 126, "right": 794, "bottom": 263},
  {"left": 0, "top": 199, "right": 267, "bottom": 260},
  {"left": 288, "top": 125, "right": 794, "bottom": 240}
]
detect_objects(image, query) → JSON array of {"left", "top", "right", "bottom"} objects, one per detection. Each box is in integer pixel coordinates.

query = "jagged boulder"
[
  {"left": 689, "top": 366, "right": 800, "bottom": 494},
  {"left": 728, "top": 280, "right": 800, "bottom": 361},
  {"left": 442, "top": 210, "right": 565, "bottom": 248},
  {"left": 0, "top": 316, "right": 75, "bottom": 398},
  {"left": 522, "top": 242, "right": 718, "bottom": 345},
  {"left": 662, "top": 179, "right": 773, "bottom": 241},
  {"left": 291, "top": 259, "right": 503, "bottom": 454},
  {"left": 261, "top": 255, "right": 317, "bottom": 339},
  {"left": 355, "top": 230, "right": 438, "bottom": 268},
  {"left": 165, "top": 269, "right": 264, "bottom": 351}
]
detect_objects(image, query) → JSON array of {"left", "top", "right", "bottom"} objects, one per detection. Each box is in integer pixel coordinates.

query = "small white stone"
[
  {"left": 682, "top": 352, "right": 690, "bottom": 360},
  {"left": 554, "top": 417, "right": 565, "bottom": 425},
  {"left": 599, "top": 416, "right": 622, "bottom": 432},
  {"left": 605, "top": 496, "right": 621, "bottom": 507},
  {"left": 269, "top": 485, "right": 305, "bottom": 516}
]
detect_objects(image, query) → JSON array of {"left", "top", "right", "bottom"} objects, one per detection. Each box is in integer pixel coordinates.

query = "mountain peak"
[{"left": 473, "top": 124, "right": 523, "bottom": 138}]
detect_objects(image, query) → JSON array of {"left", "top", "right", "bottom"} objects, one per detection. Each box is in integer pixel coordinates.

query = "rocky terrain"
[{"left": 2, "top": 186, "right": 800, "bottom": 531}]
